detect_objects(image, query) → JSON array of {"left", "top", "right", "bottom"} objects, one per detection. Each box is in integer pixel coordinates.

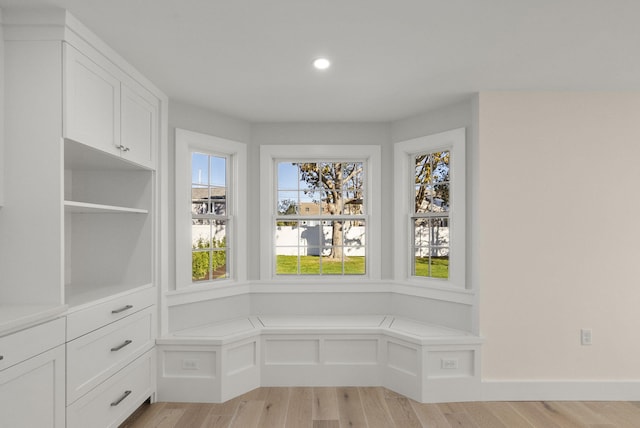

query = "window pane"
[
  {"left": 278, "top": 162, "right": 299, "bottom": 190},
  {"left": 414, "top": 218, "right": 429, "bottom": 247},
  {"left": 193, "top": 219, "right": 211, "bottom": 249},
  {"left": 278, "top": 191, "right": 299, "bottom": 215},
  {"left": 192, "top": 184, "right": 208, "bottom": 215},
  {"left": 211, "top": 249, "right": 227, "bottom": 279},
  {"left": 433, "top": 182, "right": 449, "bottom": 212},
  {"left": 299, "top": 220, "right": 320, "bottom": 246},
  {"left": 299, "top": 191, "right": 320, "bottom": 216},
  {"left": 431, "top": 250, "right": 449, "bottom": 279},
  {"left": 344, "top": 220, "right": 365, "bottom": 247},
  {"left": 210, "top": 155, "right": 226, "bottom": 187},
  {"left": 300, "top": 253, "right": 320, "bottom": 274},
  {"left": 276, "top": 248, "right": 299, "bottom": 275},
  {"left": 345, "top": 249, "right": 365, "bottom": 275},
  {"left": 276, "top": 221, "right": 299, "bottom": 246},
  {"left": 412, "top": 217, "right": 449, "bottom": 279},
  {"left": 433, "top": 151, "right": 450, "bottom": 183},
  {"left": 414, "top": 251, "right": 429, "bottom": 277},
  {"left": 192, "top": 152, "right": 209, "bottom": 185},
  {"left": 415, "top": 151, "right": 450, "bottom": 214},
  {"left": 430, "top": 217, "right": 450, "bottom": 247},
  {"left": 192, "top": 250, "right": 210, "bottom": 281}
]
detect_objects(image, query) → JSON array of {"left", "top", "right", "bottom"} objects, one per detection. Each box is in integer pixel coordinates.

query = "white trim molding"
[
  {"left": 175, "top": 128, "right": 247, "bottom": 290},
  {"left": 482, "top": 380, "right": 640, "bottom": 401},
  {"left": 394, "top": 128, "right": 466, "bottom": 289},
  {"left": 259, "top": 144, "right": 381, "bottom": 281}
]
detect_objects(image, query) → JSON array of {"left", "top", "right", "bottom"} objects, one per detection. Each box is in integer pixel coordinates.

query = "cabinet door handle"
[
  {"left": 111, "top": 305, "right": 133, "bottom": 314},
  {"left": 0, "top": 355, "right": 3, "bottom": 361},
  {"left": 110, "top": 340, "right": 132, "bottom": 352},
  {"left": 110, "top": 390, "right": 132, "bottom": 406},
  {"left": 117, "top": 144, "right": 131, "bottom": 152}
]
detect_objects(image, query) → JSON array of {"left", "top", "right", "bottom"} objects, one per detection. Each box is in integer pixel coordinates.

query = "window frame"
[
  {"left": 175, "top": 128, "right": 247, "bottom": 289},
  {"left": 394, "top": 128, "right": 466, "bottom": 289},
  {"left": 260, "top": 145, "right": 381, "bottom": 281}
]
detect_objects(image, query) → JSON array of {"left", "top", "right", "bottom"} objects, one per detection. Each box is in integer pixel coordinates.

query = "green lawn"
[
  {"left": 414, "top": 256, "right": 449, "bottom": 278},
  {"left": 277, "top": 255, "right": 365, "bottom": 275}
]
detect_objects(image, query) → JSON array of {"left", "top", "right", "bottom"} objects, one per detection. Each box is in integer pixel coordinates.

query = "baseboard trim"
[{"left": 482, "top": 380, "right": 640, "bottom": 401}]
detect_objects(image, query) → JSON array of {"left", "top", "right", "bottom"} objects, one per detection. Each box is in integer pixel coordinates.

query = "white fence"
[{"left": 192, "top": 224, "right": 450, "bottom": 257}]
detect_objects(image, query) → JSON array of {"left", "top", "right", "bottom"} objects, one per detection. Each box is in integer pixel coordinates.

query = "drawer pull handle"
[
  {"left": 0, "top": 356, "right": 3, "bottom": 361},
  {"left": 111, "top": 305, "right": 133, "bottom": 314},
  {"left": 110, "top": 340, "right": 132, "bottom": 352},
  {"left": 110, "top": 390, "right": 132, "bottom": 406}
]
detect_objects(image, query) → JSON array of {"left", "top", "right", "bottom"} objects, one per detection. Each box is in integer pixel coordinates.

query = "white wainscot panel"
[
  {"left": 427, "top": 349, "right": 474, "bottom": 379},
  {"left": 163, "top": 349, "right": 217, "bottom": 379},
  {"left": 387, "top": 340, "right": 418, "bottom": 376},
  {"left": 324, "top": 339, "right": 379, "bottom": 365},
  {"left": 226, "top": 342, "right": 256, "bottom": 375},
  {"left": 264, "top": 339, "right": 319, "bottom": 365}
]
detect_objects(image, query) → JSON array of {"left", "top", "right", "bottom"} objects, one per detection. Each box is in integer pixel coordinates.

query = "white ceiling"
[{"left": 1, "top": 0, "right": 639, "bottom": 122}]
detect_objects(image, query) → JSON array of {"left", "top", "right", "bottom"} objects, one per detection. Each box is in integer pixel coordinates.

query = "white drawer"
[
  {"left": 67, "top": 350, "right": 154, "bottom": 428},
  {"left": 0, "top": 317, "right": 66, "bottom": 371},
  {"left": 66, "top": 286, "right": 154, "bottom": 340},
  {"left": 67, "top": 306, "right": 154, "bottom": 404}
]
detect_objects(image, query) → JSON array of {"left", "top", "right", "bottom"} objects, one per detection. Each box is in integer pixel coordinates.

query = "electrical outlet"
[
  {"left": 581, "top": 328, "right": 592, "bottom": 346},
  {"left": 182, "top": 359, "right": 200, "bottom": 370},
  {"left": 441, "top": 358, "right": 459, "bottom": 369}
]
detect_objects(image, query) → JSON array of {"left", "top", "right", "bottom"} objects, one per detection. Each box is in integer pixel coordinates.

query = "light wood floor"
[{"left": 119, "top": 387, "right": 640, "bottom": 428}]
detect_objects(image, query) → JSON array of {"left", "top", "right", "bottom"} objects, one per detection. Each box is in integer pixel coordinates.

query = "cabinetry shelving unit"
[
  {"left": 1, "top": 9, "right": 166, "bottom": 427},
  {"left": 63, "top": 139, "right": 154, "bottom": 308}
]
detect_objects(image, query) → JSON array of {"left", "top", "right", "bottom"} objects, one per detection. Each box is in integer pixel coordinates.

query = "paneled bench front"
[{"left": 156, "top": 315, "right": 482, "bottom": 403}]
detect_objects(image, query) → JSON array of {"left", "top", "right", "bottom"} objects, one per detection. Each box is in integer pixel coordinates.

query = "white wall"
[
  {"left": 479, "top": 92, "right": 640, "bottom": 380},
  {"left": 0, "top": 9, "right": 5, "bottom": 206}
]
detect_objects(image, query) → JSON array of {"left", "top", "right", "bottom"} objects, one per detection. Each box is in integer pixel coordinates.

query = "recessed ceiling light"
[{"left": 312, "top": 57, "right": 331, "bottom": 70}]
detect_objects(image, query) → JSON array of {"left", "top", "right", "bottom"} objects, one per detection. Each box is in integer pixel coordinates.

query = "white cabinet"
[
  {"left": 66, "top": 305, "right": 155, "bottom": 404},
  {"left": 64, "top": 43, "right": 159, "bottom": 169},
  {"left": 0, "top": 319, "right": 66, "bottom": 428},
  {"left": 64, "top": 43, "right": 120, "bottom": 159},
  {"left": 121, "top": 82, "right": 159, "bottom": 168},
  {"left": 67, "top": 350, "right": 154, "bottom": 428}
]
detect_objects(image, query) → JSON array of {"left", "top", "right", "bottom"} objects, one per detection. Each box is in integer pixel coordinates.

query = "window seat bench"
[{"left": 156, "top": 315, "right": 482, "bottom": 403}]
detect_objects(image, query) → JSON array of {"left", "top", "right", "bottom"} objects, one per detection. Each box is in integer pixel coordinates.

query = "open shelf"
[{"left": 64, "top": 200, "right": 148, "bottom": 214}]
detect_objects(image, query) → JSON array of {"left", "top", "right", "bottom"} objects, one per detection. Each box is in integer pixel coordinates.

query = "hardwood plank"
[
  {"left": 258, "top": 387, "right": 291, "bottom": 428},
  {"left": 462, "top": 402, "right": 509, "bottom": 428},
  {"left": 410, "top": 402, "right": 450, "bottom": 428},
  {"left": 170, "top": 403, "right": 211, "bottom": 427},
  {"left": 384, "top": 394, "right": 422, "bottom": 428},
  {"left": 510, "top": 402, "right": 564, "bottom": 428},
  {"left": 359, "top": 387, "right": 396, "bottom": 428},
  {"left": 285, "top": 387, "right": 313, "bottom": 428},
  {"left": 201, "top": 413, "right": 234, "bottom": 428},
  {"left": 438, "top": 401, "right": 482, "bottom": 428},
  {"left": 481, "top": 402, "right": 535, "bottom": 428},
  {"left": 312, "top": 421, "right": 340, "bottom": 428},
  {"left": 229, "top": 399, "right": 265, "bottom": 428},
  {"left": 583, "top": 402, "right": 640, "bottom": 428},
  {"left": 550, "top": 402, "right": 610, "bottom": 426},
  {"left": 205, "top": 395, "right": 244, "bottom": 416},
  {"left": 336, "top": 387, "right": 368, "bottom": 428},
  {"left": 139, "top": 406, "right": 185, "bottom": 428},
  {"left": 313, "top": 387, "right": 339, "bottom": 421}
]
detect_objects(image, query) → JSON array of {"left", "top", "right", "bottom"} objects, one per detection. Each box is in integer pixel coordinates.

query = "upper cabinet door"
[
  {"left": 64, "top": 44, "right": 121, "bottom": 157},
  {"left": 120, "top": 82, "right": 158, "bottom": 169}
]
